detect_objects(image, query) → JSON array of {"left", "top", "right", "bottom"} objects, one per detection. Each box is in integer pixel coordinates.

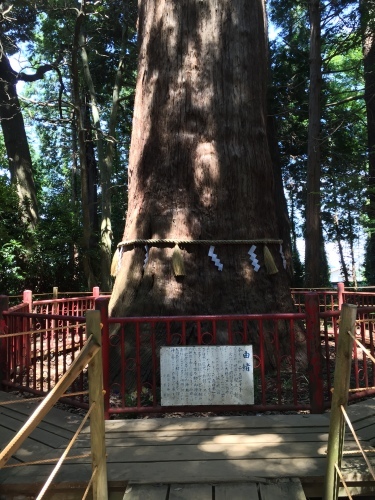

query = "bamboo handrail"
[
  {"left": 347, "top": 331, "right": 375, "bottom": 364},
  {"left": 87, "top": 310, "right": 108, "bottom": 500},
  {"left": 82, "top": 466, "right": 98, "bottom": 500},
  {"left": 0, "top": 391, "right": 89, "bottom": 406},
  {"left": 35, "top": 402, "right": 96, "bottom": 500},
  {"left": 0, "top": 334, "right": 100, "bottom": 468},
  {"left": 340, "top": 405, "right": 375, "bottom": 481},
  {"left": 0, "top": 323, "right": 86, "bottom": 339},
  {"left": 0, "top": 309, "right": 108, "bottom": 500},
  {"left": 2, "top": 453, "right": 92, "bottom": 468},
  {"left": 324, "top": 304, "right": 357, "bottom": 500},
  {"left": 334, "top": 464, "right": 353, "bottom": 500}
]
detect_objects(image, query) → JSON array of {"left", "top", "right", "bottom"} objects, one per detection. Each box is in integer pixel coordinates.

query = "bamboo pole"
[
  {"left": 87, "top": 310, "right": 108, "bottom": 500},
  {"left": 323, "top": 303, "right": 357, "bottom": 500},
  {"left": 0, "top": 335, "right": 100, "bottom": 468},
  {"left": 35, "top": 402, "right": 95, "bottom": 500}
]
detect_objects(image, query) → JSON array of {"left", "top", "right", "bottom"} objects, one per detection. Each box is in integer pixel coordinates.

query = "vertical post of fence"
[
  {"left": 23, "top": 290, "right": 33, "bottom": 312},
  {"left": 305, "top": 293, "right": 324, "bottom": 413},
  {"left": 337, "top": 282, "right": 345, "bottom": 310},
  {"left": 86, "top": 310, "right": 108, "bottom": 500},
  {"left": 52, "top": 287, "right": 58, "bottom": 338},
  {"left": 323, "top": 303, "right": 357, "bottom": 500},
  {"left": 0, "top": 296, "right": 9, "bottom": 386},
  {"left": 95, "top": 297, "right": 110, "bottom": 419},
  {"left": 22, "top": 290, "right": 33, "bottom": 368},
  {"left": 93, "top": 287, "right": 100, "bottom": 298},
  {"left": 53, "top": 286, "right": 58, "bottom": 311}
]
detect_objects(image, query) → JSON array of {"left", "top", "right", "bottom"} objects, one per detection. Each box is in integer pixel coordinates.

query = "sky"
[{"left": 296, "top": 238, "right": 365, "bottom": 284}]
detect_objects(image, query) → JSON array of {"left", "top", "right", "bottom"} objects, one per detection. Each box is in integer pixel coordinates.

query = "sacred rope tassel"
[
  {"left": 111, "top": 248, "right": 120, "bottom": 277},
  {"left": 172, "top": 243, "right": 185, "bottom": 277},
  {"left": 263, "top": 245, "right": 278, "bottom": 275}
]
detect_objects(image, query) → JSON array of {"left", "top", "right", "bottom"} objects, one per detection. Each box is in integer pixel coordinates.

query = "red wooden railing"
[
  {"left": 0, "top": 289, "right": 98, "bottom": 409},
  {"left": 95, "top": 292, "right": 375, "bottom": 418},
  {"left": 1, "top": 284, "right": 375, "bottom": 417}
]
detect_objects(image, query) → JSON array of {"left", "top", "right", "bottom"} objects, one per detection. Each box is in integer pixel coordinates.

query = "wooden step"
[{"left": 123, "top": 479, "right": 307, "bottom": 500}]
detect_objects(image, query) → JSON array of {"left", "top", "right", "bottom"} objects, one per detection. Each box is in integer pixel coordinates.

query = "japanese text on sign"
[{"left": 160, "top": 345, "right": 254, "bottom": 406}]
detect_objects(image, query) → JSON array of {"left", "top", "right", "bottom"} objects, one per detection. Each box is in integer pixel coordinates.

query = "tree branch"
[
  {"left": 326, "top": 94, "right": 364, "bottom": 107},
  {"left": 16, "top": 51, "right": 65, "bottom": 83}
]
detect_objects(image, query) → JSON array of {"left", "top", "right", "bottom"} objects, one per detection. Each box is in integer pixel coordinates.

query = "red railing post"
[
  {"left": 93, "top": 286, "right": 100, "bottom": 298},
  {"left": 23, "top": 290, "right": 33, "bottom": 312},
  {"left": 305, "top": 293, "right": 324, "bottom": 413},
  {"left": 0, "top": 296, "right": 9, "bottom": 386},
  {"left": 95, "top": 296, "right": 110, "bottom": 419},
  {"left": 22, "top": 290, "right": 33, "bottom": 368},
  {"left": 337, "top": 282, "right": 345, "bottom": 310}
]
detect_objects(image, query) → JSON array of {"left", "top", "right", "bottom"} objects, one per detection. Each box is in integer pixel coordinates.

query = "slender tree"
[
  {"left": 76, "top": 0, "right": 137, "bottom": 290},
  {"left": 361, "top": 0, "right": 375, "bottom": 283},
  {"left": 305, "top": 0, "right": 324, "bottom": 287},
  {"left": 0, "top": 3, "right": 39, "bottom": 226}
]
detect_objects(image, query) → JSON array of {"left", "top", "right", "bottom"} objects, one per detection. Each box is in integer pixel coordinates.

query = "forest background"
[{"left": 0, "top": 0, "right": 374, "bottom": 295}]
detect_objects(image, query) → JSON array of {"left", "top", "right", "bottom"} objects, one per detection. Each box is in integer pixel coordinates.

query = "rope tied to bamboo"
[{"left": 112, "top": 238, "right": 284, "bottom": 277}]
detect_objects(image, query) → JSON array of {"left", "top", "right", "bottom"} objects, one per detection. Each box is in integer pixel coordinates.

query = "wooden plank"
[
  {"left": 169, "top": 483, "right": 212, "bottom": 500},
  {"left": 0, "top": 412, "right": 68, "bottom": 448},
  {"left": 0, "top": 404, "right": 79, "bottom": 438},
  {"left": 104, "top": 458, "right": 328, "bottom": 483},
  {"left": 215, "top": 482, "right": 258, "bottom": 500},
  {"left": 0, "top": 430, "right": 61, "bottom": 464},
  {"left": 0, "top": 392, "right": 84, "bottom": 434},
  {"left": 346, "top": 398, "right": 375, "bottom": 424},
  {"left": 0, "top": 463, "right": 93, "bottom": 485},
  {"left": 124, "top": 484, "right": 169, "bottom": 500},
  {"left": 0, "top": 336, "right": 99, "bottom": 468},
  {"left": 259, "top": 479, "right": 306, "bottom": 500},
  {"left": 69, "top": 441, "right": 363, "bottom": 463},
  {"left": 103, "top": 426, "right": 332, "bottom": 438},
  {"left": 355, "top": 423, "right": 375, "bottom": 443},
  {"left": 93, "top": 414, "right": 330, "bottom": 434},
  {"left": 74, "top": 431, "right": 355, "bottom": 448}
]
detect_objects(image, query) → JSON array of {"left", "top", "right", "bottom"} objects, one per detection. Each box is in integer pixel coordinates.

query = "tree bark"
[
  {"left": 72, "top": 11, "right": 98, "bottom": 289},
  {"left": 109, "top": 0, "right": 302, "bottom": 375},
  {"left": 361, "top": 0, "right": 375, "bottom": 284},
  {"left": 0, "top": 54, "right": 38, "bottom": 227},
  {"left": 305, "top": 0, "right": 323, "bottom": 288}
]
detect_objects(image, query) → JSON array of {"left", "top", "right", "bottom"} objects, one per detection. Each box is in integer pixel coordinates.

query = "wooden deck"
[{"left": 0, "top": 391, "right": 375, "bottom": 499}]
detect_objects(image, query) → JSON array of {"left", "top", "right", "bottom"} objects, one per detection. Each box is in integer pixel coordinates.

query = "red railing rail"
[{"left": 291, "top": 283, "right": 375, "bottom": 312}]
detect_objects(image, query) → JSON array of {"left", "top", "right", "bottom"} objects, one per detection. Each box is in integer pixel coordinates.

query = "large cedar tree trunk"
[{"left": 110, "top": 0, "right": 296, "bottom": 325}]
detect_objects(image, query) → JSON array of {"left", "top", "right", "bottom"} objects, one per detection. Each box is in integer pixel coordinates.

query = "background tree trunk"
[
  {"left": 305, "top": 0, "right": 324, "bottom": 288},
  {"left": 0, "top": 54, "right": 38, "bottom": 227},
  {"left": 361, "top": 0, "right": 375, "bottom": 284},
  {"left": 72, "top": 13, "right": 99, "bottom": 289}
]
